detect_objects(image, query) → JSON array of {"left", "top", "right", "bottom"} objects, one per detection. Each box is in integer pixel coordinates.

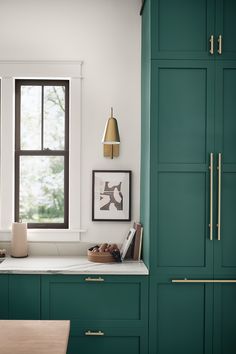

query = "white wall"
[{"left": 0, "top": 0, "right": 141, "bottom": 245}]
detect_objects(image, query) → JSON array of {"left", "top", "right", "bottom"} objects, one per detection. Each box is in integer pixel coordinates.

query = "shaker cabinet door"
[
  {"left": 151, "top": 60, "right": 214, "bottom": 278},
  {"left": 213, "top": 283, "right": 236, "bottom": 354},
  {"left": 151, "top": 0, "right": 215, "bottom": 59},
  {"left": 215, "top": 0, "right": 236, "bottom": 60},
  {"left": 214, "top": 61, "right": 236, "bottom": 277},
  {"left": 149, "top": 279, "right": 213, "bottom": 354}
]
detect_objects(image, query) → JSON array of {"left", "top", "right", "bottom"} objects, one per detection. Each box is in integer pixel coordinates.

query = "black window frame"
[{"left": 15, "top": 79, "right": 69, "bottom": 229}]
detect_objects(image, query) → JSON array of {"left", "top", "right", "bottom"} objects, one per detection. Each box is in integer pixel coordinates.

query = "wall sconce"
[{"left": 102, "top": 107, "right": 120, "bottom": 159}]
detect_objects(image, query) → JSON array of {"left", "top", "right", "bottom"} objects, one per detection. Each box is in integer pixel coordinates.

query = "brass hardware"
[
  {"left": 217, "top": 153, "right": 222, "bottom": 241},
  {"left": 209, "top": 153, "right": 213, "bottom": 240},
  {"left": 103, "top": 144, "right": 119, "bottom": 158},
  {"left": 209, "top": 35, "right": 214, "bottom": 55},
  {"left": 102, "top": 107, "right": 120, "bottom": 159},
  {"left": 85, "top": 330, "right": 105, "bottom": 336},
  {"left": 218, "top": 35, "right": 222, "bottom": 54},
  {"left": 85, "top": 277, "right": 104, "bottom": 282},
  {"left": 172, "top": 279, "right": 236, "bottom": 283}
]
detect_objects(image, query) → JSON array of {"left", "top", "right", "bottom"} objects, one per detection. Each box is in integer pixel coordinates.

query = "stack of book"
[{"left": 120, "top": 222, "right": 143, "bottom": 261}]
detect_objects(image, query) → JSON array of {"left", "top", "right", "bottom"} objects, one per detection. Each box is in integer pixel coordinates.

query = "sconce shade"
[
  {"left": 102, "top": 108, "right": 120, "bottom": 144},
  {"left": 102, "top": 117, "right": 120, "bottom": 144}
]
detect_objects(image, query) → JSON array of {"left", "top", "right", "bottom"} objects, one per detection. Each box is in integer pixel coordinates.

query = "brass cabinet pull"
[
  {"left": 209, "top": 35, "right": 214, "bottom": 54},
  {"left": 217, "top": 153, "right": 222, "bottom": 240},
  {"left": 85, "top": 330, "right": 105, "bottom": 336},
  {"left": 209, "top": 153, "right": 213, "bottom": 240},
  {"left": 85, "top": 277, "right": 104, "bottom": 282},
  {"left": 218, "top": 35, "right": 222, "bottom": 54},
  {"left": 172, "top": 279, "right": 236, "bottom": 283}
]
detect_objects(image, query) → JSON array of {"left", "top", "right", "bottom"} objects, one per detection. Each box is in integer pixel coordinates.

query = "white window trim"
[{"left": 0, "top": 60, "right": 85, "bottom": 242}]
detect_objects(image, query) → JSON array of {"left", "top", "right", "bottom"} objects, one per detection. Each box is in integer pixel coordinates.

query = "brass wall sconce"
[{"left": 102, "top": 107, "right": 120, "bottom": 159}]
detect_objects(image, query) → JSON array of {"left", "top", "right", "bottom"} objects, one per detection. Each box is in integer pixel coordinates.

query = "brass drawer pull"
[
  {"left": 218, "top": 35, "right": 222, "bottom": 54},
  {"left": 172, "top": 279, "right": 236, "bottom": 283},
  {"left": 217, "top": 153, "right": 222, "bottom": 241},
  {"left": 209, "top": 35, "right": 214, "bottom": 55},
  {"left": 85, "top": 330, "right": 105, "bottom": 336},
  {"left": 209, "top": 153, "right": 213, "bottom": 240},
  {"left": 85, "top": 277, "right": 104, "bottom": 282}
]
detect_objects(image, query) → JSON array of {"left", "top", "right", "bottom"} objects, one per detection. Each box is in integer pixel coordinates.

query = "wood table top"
[{"left": 0, "top": 320, "right": 70, "bottom": 354}]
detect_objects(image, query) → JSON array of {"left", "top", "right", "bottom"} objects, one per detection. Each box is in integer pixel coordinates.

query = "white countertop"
[{"left": 0, "top": 256, "right": 149, "bottom": 275}]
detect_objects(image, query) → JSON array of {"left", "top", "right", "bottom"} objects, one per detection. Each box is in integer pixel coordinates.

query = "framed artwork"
[{"left": 92, "top": 170, "right": 131, "bottom": 221}]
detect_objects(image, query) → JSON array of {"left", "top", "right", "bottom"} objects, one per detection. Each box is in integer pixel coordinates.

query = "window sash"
[{"left": 15, "top": 79, "right": 69, "bottom": 229}]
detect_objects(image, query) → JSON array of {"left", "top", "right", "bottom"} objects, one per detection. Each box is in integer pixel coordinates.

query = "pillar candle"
[{"left": 11, "top": 223, "right": 28, "bottom": 258}]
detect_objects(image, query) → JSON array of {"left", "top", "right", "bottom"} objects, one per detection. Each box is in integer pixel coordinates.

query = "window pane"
[
  {"left": 21, "top": 86, "right": 41, "bottom": 150},
  {"left": 19, "top": 156, "right": 64, "bottom": 224},
  {"left": 44, "top": 86, "right": 65, "bottom": 150}
]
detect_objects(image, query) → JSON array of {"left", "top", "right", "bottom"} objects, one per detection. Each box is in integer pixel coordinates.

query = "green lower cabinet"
[
  {"left": 0, "top": 275, "right": 8, "bottom": 319},
  {"left": 41, "top": 275, "right": 148, "bottom": 326},
  {"left": 9, "top": 275, "right": 40, "bottom": 319},
  {"left": 41, "top": 275, "right": 148, "bottom": 354},
  {"left": 67, "top": 328, "right": 147, "bottom": 354},
  {"left": 213, "top": 283, "right": 236, "bottom": 354},
  {"left": 149, "top": 279, "right": 214, "bottom": 354}
]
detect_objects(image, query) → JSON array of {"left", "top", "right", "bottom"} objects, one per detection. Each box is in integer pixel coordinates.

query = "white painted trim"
[
  {"left": 0, "top": 229, "right": 87, "bottom": 242},
  {"left": 0, "top": 60, "right": 84, "bottom": 242}
]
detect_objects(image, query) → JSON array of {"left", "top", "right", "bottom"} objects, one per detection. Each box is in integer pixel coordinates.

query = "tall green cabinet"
[{"left": 141, "top": 1, "right": 236, "bottom": 353}]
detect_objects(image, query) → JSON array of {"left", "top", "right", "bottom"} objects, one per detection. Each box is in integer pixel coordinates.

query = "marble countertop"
[{"left": 0, "top": 256, "right": 149, "bottom": 275}]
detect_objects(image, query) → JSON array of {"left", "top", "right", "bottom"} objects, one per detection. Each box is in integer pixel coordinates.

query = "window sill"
[{"left": 0, "top": 229, "right": 87, "bottom": 242}]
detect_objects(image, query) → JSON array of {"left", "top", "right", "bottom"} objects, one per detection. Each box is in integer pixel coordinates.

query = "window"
[{"left": 15, "top": 80, "right": 69, "bottom": 228}]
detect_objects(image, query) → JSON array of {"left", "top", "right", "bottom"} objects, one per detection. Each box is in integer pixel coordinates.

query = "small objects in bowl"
[
  {"left": 88, "top": 243, "right": 121, "bottom": 263},
  {"left": 0, "top": 249, "right": 6, "bottom": 258}
]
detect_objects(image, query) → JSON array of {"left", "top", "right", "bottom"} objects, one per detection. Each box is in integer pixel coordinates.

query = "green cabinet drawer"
[
  {"left": 0, "top": 274, "right": 8, "bottom": 319},
  {"left": 67, "top": 327, "right": 147, "bottom": 354},
  {"left": 41, "top": 275, "right": 148, "bottom": 327},
  {"left": 9, "top": 275, "right": 40, "bottom": 319}
]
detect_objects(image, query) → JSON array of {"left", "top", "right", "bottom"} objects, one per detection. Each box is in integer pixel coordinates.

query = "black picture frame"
[{"left": 92, "top": 170, "right": 131, "bottom": 221}]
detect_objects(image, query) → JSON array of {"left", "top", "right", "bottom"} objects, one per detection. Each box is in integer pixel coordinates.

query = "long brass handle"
[
  {"left": 209, "top": 153, "right": 213, "bottom": 240},
  {"left": 217, "top": 153, "right": 222, "bottom": 240},
  {"left": 85, "top": 277, "right": 104, "bottom": 282},
  {"left": 218, "top": 35, "right": 222, "bottom": 54},
  {"left": 85, "top": 330, "right": 105, "bottom": 336},
  {"left": 209, "top": 35, "right": 214, "bottom": 55},
  {"left": 172, "top": 279, "right": 236, "bottom": 283}
]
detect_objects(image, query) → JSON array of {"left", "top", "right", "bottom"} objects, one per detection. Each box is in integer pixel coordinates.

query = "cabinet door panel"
[
  {"left": 0, "top": 275, "right": 8, "bottom": 319},
  {"left": 157, "top": 68, "right": 207, "bottom": 164},
  {"left": 9, "top": 275, "right": 40, "bottom": 319},
  {"left": 152, "top": 0, "right": 215, "bottom": 59},
  {"left": 213, "top": 284, "right": 236, "bottom": 354},
  {"left": 149, "top": 280, "right": 213, "bottom": 354},
  {"left": 151, "top": 61, "right": 214, "bottom": 277},
  {"left": 221, "top": 68, "right": 236, "bottom": 163},
  {"left": 221, "top": 173, "right": 236, "bottom": 268},
  {"left": 158, "top": 172, "right": 206, "bottom": 267},
  {"left": 49, "top": 282, "right": 139, "bottom": 320},
  {"left": 216, "top": 0, "right": 236, "bottom": 59},
  {"left": 214, "top": 62, "right": 236, "bottom": 276}
]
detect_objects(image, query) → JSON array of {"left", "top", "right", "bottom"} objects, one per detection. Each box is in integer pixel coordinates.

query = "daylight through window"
[{"left": 15, "top": 80, "right": 69, "bottom": 228}]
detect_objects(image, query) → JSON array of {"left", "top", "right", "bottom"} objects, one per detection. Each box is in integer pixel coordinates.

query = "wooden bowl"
[{"left": 87, "top": 249, "right": 116, "bottom": 263}]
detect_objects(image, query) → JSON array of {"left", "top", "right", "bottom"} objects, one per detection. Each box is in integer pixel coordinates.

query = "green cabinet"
[
  {"left": 149, "top": 278, "right": 214, "bottom": 354},
  {"left": 0, "top": 275, "right": 8, "bottom": 319},
  {"left": 141, "top": 1, "right": 236, "bottom": 353},
  {"left": 151, "top": 0, "right": 236, "bottom": 60},
  {"left": 151, "top": 60, "right": 214, "bottom": 278},
  {"left": 0, "top": 274, "right": 40, "bottom": 320},
  {"left": 67, "top": 328, "right": 147, "bottom": 354},
  {"left": 41, "top": 275, "right": 148, "bottom": 354},
  {"left": 9, "top": 275, "right": 40, "bottom": 319},
  {"left": 214, "top": 61, "right": 236, "bottom": 278}
]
